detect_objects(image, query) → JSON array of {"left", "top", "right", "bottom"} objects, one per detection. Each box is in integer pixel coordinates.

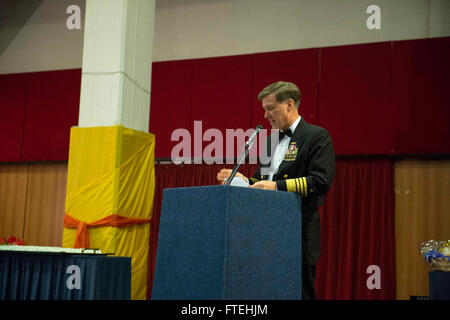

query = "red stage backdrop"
[{"left": 316, "top": 158, "right": 396, "bottom": 299}]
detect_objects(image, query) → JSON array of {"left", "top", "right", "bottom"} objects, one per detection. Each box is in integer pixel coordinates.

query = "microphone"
[
  {"left": 225, "top": 124, "right": 263, "bottom": 186},
  {"left": 245, "top": 124, "right": 263, "bottom": 148}
]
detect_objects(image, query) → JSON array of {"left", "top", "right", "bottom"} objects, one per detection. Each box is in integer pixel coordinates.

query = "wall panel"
[
  {"left": 1, "top": 38, "right": 449, "bottom": 161},
  {"left": 0, "top": 74, "right": 27, "bottom": 161},
  {"left": 391, "top": 37, "right": 450, "bottom": 154},
  {"left": 22, "top": 69, "right": 80, "bottom": 161},
  {"left": 0, "top": 164, "right": 28, "bottom": 239},
  {"left": 252, "top": 48, "right": 320, "bottom": 128},
  {"left": 149, "top": 60, "right": 193, "bottom": 158},
  {"left": 191, "top": 55, "right": 253, "bottom": 160},
  {"left": 318, "top": 42, "right": 394, "bottom": 155},
  {"left": 23, "top": 163, "right": 68, "bottom": 246},
  {"left": 395, "top": 159, "right": 450, "bottom": 299}
]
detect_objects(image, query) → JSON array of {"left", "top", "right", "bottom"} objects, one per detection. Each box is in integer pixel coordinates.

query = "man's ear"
[{"left": 287, "top": 99, "right": 295, "bottom": 111}]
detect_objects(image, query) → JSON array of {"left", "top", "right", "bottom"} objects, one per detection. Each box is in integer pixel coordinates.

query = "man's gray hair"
[{"left": 257, "top": 81, "right": 301, "bottom": 108}]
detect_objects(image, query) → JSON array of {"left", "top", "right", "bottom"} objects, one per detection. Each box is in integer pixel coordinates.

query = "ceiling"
[{"left": 0, "top": 0, "right": 43, "bottom": 55}]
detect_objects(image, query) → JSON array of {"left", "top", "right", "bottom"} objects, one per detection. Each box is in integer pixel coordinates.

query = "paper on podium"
[{"left": 228, "top": 176, "right": 249, "bottom": 187}]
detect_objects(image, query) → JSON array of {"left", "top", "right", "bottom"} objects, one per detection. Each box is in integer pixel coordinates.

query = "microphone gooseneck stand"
[{"left": 224, "top": 124, "right": 263, "bottom": 185}]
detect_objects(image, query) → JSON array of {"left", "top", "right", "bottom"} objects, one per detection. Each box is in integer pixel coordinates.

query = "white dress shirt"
[{"left": 268, "top": 116, "right": 301, "bottom": 181}]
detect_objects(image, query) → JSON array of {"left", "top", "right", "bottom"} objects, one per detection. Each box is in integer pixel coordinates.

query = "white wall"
[
  {"left": 0, "top": 0, "right": 449, "bottom": 74},
  {"left": 153, "top": 0, "right": 449, "bottom": 61}
]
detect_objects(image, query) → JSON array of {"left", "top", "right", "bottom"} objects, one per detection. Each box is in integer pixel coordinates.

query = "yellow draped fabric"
[{"left": 63, "top": 125, "right": 155, "bottom": 300}]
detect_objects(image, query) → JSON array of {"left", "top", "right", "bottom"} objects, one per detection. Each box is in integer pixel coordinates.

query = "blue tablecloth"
[{"left": 0, "top": 251, "right": 131, "bottom": 300}]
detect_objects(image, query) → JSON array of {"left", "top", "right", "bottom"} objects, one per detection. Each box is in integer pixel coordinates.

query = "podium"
[{"left": 152, "top": 185, "right": 302, "bottom": 299}]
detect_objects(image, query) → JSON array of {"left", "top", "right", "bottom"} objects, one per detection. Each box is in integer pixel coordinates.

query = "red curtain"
[
  {"left": 147, "top": 159, "right": 396, "bottom": 300},
  {"left": 316, "top": 159, "right": 396, "bottom": 299}
]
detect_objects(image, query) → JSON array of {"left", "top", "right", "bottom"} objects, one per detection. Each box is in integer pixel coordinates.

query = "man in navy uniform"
[{"left": 217, "top": 81, "right": 335, "bottom": 300}]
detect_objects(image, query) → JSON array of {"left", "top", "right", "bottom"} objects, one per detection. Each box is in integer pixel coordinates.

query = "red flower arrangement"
[{"left": 0, "top": 236, "right": 25, "bottom": 246}]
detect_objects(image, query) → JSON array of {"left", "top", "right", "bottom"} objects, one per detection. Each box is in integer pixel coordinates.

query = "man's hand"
[
  {"left": 216, "top": 168, "right": 248, "bottom": 184},
  {"left": 249, "top": 180, "right": 276, "bottom": 190}
]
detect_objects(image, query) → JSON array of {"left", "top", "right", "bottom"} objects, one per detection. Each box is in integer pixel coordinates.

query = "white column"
[{"left": 78, "top": 0, "right": 155, "bottom": 132}]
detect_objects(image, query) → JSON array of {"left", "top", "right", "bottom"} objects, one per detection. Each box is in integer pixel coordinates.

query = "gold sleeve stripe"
[
  {"left": 284, "top": 178, "right": 308, "bottom": 196},
  {"left": 303, "top": 177, "right": 307, "bottom": 197},
  {"left": 286, "top": 179, "right": 296, "bottom": 193}
]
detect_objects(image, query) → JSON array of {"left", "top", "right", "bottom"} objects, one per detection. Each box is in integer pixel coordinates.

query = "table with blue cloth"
[{"left": 0, "top": 248, "right": 131, "bottom": 300}]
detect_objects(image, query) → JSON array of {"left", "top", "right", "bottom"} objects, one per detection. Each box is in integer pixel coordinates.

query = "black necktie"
[{"left": 279, "top": 129, "right": 293, "bottom": 140}]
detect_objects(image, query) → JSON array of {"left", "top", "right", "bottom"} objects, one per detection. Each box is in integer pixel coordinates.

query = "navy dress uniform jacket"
[{"left": 249, "top": 118, "right": 336, "bottom": 265}]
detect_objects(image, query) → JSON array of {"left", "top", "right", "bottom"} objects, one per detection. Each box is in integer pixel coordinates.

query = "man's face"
[{"left": 262, "top": 93, "right": 290, "bottom": 130}]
